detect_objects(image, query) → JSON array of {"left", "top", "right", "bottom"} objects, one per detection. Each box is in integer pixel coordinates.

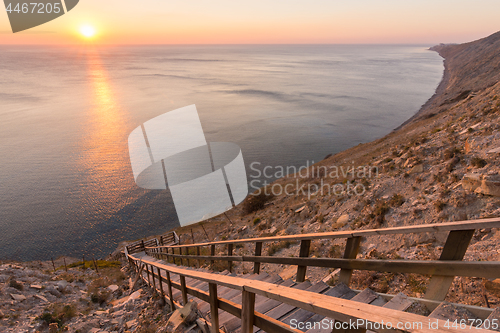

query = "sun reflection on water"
[{"left": 76, "top": 49, "right": 135, "bottom": 227}]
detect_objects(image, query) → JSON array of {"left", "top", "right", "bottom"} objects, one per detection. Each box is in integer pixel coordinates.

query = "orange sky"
[{"left": 1, "top": 0, "right": 499, "bottom": 45}]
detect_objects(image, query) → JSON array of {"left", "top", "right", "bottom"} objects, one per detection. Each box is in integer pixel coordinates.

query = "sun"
[{"left": 80, "top": 25, "right": 96, "bottom": 39}]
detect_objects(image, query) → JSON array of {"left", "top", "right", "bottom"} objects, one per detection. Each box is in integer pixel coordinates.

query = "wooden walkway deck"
[{"left": 130, "top": 251, "right": 499, "bottom": 333}]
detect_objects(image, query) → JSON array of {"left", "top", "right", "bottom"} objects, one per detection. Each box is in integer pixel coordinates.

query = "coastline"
[
  {"left": 397, "top": 46, "right": 450, "bottom": 128},
  {"left": 166, "top": 30, "right": 500, "bottom": 285}
]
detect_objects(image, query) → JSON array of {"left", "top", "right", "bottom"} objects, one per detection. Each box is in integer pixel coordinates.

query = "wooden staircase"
[
  {"left": 125, "top": 218, "right": 500, "bottom": 333},
  {"left": 130, "top": 251, "right": 500, "bottom": 333}
]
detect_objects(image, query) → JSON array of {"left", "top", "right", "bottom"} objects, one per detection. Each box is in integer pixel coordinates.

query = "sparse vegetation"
[
  {"left": 37, "top": 304, "right": 76, "bottom": 328},
  {"left": 444, "top": 147, "right": 461, "bottom": 159},
  {"left": 242, "top": 191, "right": 274, "bottom": 215},
  {"left": 8, "top": 279, "right": 23, "bottom": 291},
  {"left": 267, "top": 241, "right": 293, "bottom": 256},
  {"left": 434, "top": 200, "right": 446, "bottom": 212},
  {"left": 470, "top": 157, "right": 487, "bottom": 168},
  {"left": 389, "top": 193, "right": 405, "bottom": 207}
]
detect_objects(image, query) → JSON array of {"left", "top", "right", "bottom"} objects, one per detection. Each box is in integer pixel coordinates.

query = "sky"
[{"left": 0, "top": 0, "right": 499, "bottom": 45}]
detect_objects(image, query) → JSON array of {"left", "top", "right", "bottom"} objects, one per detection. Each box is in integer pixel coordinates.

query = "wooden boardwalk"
[
  {"left": 125, "top": 219, "right": 500, "bottom": 333},
  {"left": 130, "top": 251, "right": 499, "bottom": 333}
]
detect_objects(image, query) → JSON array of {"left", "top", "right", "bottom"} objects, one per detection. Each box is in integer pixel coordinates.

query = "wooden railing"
[
  {"left": 145, "top": 218, "right": 500, "bottom": 306},
  {"left": 125, "top": 249, "right": 499, "bottom": 333},
  {"left": 126, "top": 231, "right": 179, "bottom": 255}
]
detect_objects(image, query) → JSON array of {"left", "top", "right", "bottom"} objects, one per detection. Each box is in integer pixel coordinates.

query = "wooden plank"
[
  {"left": 165, "top": 271, "right": 175, "bottom": 310},
  {"left": 242, "top": 280, "right": 448, "bottom": 332},
  {"left": 219, "top": 275, "right": 284, "bottom": 325},
  {"left": 429, "top": 302, "right": 479, "bottom": 322},
  {"left": 228, "top": 243, "right": 234, "bottom": 273},
  {"left": 281, "top": 285, "right": 340, "bottom": 329},
  {"left": 180, "top": 275, "right": 188, "bottom": 305},
  {"left": 209, "top": 283, "right": 219, "bottom": 333},
  {"left": 241, "top": 291, "right": 256, "bottom": 333},
  {"left": 254, "top": 242, "right": 263, "bottom": 274},
  {"left": 161, "top": 254, "right": 500, "bottom": 279},
  {"left": 157, "top": 267, "right": 165, "bottom": 303},
  {"left": 351, "top": 288, "right": 379, "bottom": 304},
  {"left": 339, "top": 237, "right": 361, "bottom": 286},
  {"left": 211, "top": 244, "right": 216, "bottom": 266},
  {"left": 425, "top": 229, "right": 474, "bottom": 305},
  {"left": 359, "top": 289, "right": 493, "bottom": 320},
  {"left": 383, "top": 293, "right": 414, "bottom": 311},
  {"left": 156, "top": 218, "right": 500, "bottom": 249},
  {"left": 264, "top": 282, "right": 328, "bottom": 321},
  {"left": 297, "top": 240, "right": 311, "bottom": 283},
  {"left": 302, "top": 284, "right": 358, "bottom": 330},
  {"left": 483, "top": 308, "right": 500, "bottom": 331},
  {"left": 218, "top": 275, "right": 282, "bottom": 327}
]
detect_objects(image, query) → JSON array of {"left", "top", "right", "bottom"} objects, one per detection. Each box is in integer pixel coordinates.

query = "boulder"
[
  {"left": 108, "top": 284, "right": 119, "bottom": 292},
  {"left": 10, "top": 294, "right": 26, "bottom": 301},
  {"left": 337, "top": 214, "right": 349, "bottom": 225},
  {"left": 409, "top": 164, "right": 424, "bottom": 174},
  {"left": 487, "top": 147, "right": 500, "bottom": 154},
  {"left": 462, "top": 173, "right": 482, "bottom": 191},
  {"left": 126, "top": 319, "right": 138, "bottom": 329},
  {"left": 166, "top": 301, "right": 198, "bottom": 332},
  {"left": 34, "top": 294, "right": 48, "bottom": 303},
  {"left": 46, "top": 286, "right": 62, "bottom": 298},
  {"left": 463, "top": 173, "right": 500, "bottom": 197},
  {"left": 477, "top": 175, "right": 500, "bottom": 197}
]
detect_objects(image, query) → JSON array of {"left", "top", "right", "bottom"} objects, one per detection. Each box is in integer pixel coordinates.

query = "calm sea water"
[{"left": 0, "top": 45, "right": 443, "bottom": 261}]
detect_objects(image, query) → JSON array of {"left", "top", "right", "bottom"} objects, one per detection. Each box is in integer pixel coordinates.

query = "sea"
[{"left": 0, "top": 45, "right": 443, "bottom": 261}]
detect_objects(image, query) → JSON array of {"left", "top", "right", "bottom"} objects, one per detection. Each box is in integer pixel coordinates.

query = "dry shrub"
[{"left": 242, "top": 191, "right": 274, "bottom": 215}]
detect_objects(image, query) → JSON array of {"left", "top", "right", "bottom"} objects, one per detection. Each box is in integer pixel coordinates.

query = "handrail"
[
  {"left": 126, "top": 252, "right": 498, "bottom": 333},
  {"left": 144, "top": 217, "right": 500, "bottom": 305},
  {"left": 155, "top": 254, "right": 500, "bottom": 278},
  {"left": 152, "top": 218, "right": 500, "bottom": 249}
]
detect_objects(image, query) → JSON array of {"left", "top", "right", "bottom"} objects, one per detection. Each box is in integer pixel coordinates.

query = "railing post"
[
  {"left": 156, "top": 267, "right": 164, "bottom": 305},
  {"left": 241, "top": 290, "right": 256, "bottom": 333},
  {"left": 197, "top": 246, "right": 201, "bottom": 268},
  {"left": 339, "top": 236, "right": 362, "bottom": 286},
  {"left": 296, "top": 239, "right": 311, "bottom": 282},
  {"left": 150, "top": 264, "right": 156, "bottom": 293},
  {"left": 180, "top": 275, "right": 188, "bottom": 305},
  {"left": 425, "top": 229, "right": 474, "bottom": 306},
  {"left": 178, "top": 248, "right": 183, "bottom": 266},
  {"left": 208, "top": 283, "right": 219, "bottom": 333},
  {"left": 146, "top": 264, "right": 151, "bottom": 286},
  {"left": 185, "top": 247, "right": 190, "bottom": 267},
  {"left": 210, "top": 244, "right": 215, "bottom": 267},
  {"left": 227, "top": 243, "right": 233, "bottom": 273},
  {"left": 165, "top": 271, "right": 175, "bottom": 310},
  {"left": 140, "top": 240, "right": 145, "bottom": 252},
  {"left": 253, "top": 242, "right": 263, "bottom": 274}
]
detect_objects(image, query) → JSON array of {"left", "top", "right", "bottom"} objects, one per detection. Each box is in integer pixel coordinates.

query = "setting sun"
[{"left": 80, "top": 25, "right": 96, "bottom": 38}]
